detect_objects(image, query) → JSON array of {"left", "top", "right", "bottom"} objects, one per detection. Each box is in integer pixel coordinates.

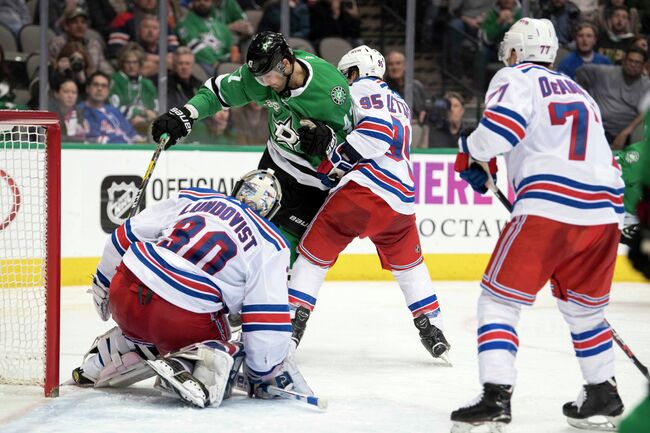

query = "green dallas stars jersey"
[
  {"left": 614, "top": 141, "right": 642, "bottom": 215},
  {"left": 186, "top": 50, "right": 353, "bottom": 190}
]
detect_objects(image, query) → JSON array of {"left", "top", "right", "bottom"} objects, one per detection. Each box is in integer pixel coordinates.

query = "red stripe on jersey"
[
  {"left": 518, "top": 182, "right": 623, "bottom": 204},
  {"left": 572, "top": 329, "right": 612, "bottom": 349},
  {"left": 358, "top": 163, "right": 415, "bottom": 197},
  {"left": 484, "top": 111, "right": 525, "bottom": 139},
  {"left": 242, "top": 312, "right": 290, "bottom": 323},
  {"left": 115, "top": 225, "right": 131, "bottom": 251},
  {"left": 478, "top": 330, "right": 520, "bottom": 346},
  {"left": 357, "top": 121, "right": 394, "bottom": 139}
]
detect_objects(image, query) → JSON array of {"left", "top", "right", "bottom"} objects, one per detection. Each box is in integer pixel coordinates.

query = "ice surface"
[{"left": 1, "top": 281, "right": 648, "bottom": 433}]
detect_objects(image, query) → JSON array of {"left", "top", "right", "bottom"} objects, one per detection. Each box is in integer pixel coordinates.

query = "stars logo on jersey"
[
  {"left": 273, "top": 117, "right": 299, "bottom": 150},
  {"left": 330, "top": 86, "right": 346, "bottom": 105},
  {"left": 624, "top": 150, "right": 640, "bottom": 164}
]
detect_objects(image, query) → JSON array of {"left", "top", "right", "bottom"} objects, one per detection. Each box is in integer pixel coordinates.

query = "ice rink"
[{"left": 1, "top": 280, "right": 648, "bottom": 433}]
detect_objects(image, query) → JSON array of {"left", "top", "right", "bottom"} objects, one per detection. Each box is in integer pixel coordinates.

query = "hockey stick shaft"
[
  {"left": 490, "top": 187, "right": 650, "bottom": 381},
  {"left": 233, "top": 373, "right": 327, "bottom": 409},
  {"left": 605, "top": 319, "right": 650, "bottom": 381},
  {"left": 129, "top": 133, "right": 169, "bottom": 218}
]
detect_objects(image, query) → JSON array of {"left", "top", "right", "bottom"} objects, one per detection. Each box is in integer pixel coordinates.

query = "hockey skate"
[
  {"left": 450, "top": 383, "right": 513, "bottom": 433},
  {"left": 148, "top": 358, "right": 211, "bottom": 408},
  {"left": 291, "top": 305, "right": 311, "bottom": 349},
  {"left": 413, "top": 314, "right": 451, "bottom": 364},
  {"left": 562, "top": 378, "right": 624, "bottom": 431}
]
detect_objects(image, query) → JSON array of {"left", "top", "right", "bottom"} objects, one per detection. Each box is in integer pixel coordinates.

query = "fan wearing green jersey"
[{"left": 151, "top": 32, "right": 353, "bottom": 261}]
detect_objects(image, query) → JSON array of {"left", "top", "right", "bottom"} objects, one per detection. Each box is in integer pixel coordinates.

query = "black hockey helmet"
[{"left": 246, "top": 31, "right": 294, "bottom": 77}]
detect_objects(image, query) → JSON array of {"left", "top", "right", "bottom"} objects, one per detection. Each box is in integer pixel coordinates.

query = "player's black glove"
[
  {"left": 629, "top": 188, "right": 650, "bottom": 279},
  {"left": 298, "top": 119, "right": 336, "bottom": 157},
  {"left": 151, "top": 106, "right": 194, "bottom": 149}
]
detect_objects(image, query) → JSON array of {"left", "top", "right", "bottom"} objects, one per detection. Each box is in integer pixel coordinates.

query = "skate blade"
[
  {"left": 435, "top": 351, "right": 453, "bottom": 367},
  {"left": 566, "top": 415, "right": 621, "bottom": 431},
  {"left": 146, "top": 360, "right": 207, "bottom": 408},
  {"left": 451, "top": 421, "right": 508, "bottom": 433}
]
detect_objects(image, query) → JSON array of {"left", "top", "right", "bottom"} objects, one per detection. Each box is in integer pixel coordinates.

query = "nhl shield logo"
[{"left": 100, "top": 175, "right": 143, "bottom": 233}]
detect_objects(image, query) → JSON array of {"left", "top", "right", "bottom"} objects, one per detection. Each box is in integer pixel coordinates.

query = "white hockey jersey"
[
  {"left": 336, "top": 77, "right": 416, "bottom": 215},
  {"left": 464, "top": 63, "right": 625, "bottom": 227},
  {"left": 95, "top": 188, "right": 291, "bottom": 376}
]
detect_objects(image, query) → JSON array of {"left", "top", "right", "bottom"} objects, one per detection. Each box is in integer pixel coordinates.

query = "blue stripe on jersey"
[
  {"left": 480, "top": 118, "right": 519, "bottom": 146},
  {"left": 124, "top": 220, "right": 138, "bottom": 243},
  {"left": 242, "top": 304, "right": 290, "bottom": 313},
  {"left": 366, "top": 159, "right": 414, "bottom": 192},
  {"left": 517, "top": 64, "right": 564, "bottom": 76},
  {"left": 489, "top": 105, "right": 527, "bottom": 128},
  {"left": 478, "top": 323, "right": 518, "bottom": 334},
  {"left": 408, "top": 294, "right": 439, "bottom": 312},
  {"left": 131, "top": 243, "right": 223, "bottom": 303},
  {"left": 358, "top": 129, "right": 394, "bottom": 146},
  {"left": 242, "top": 324, "right": 293, "bottom": 332},
  {"left": 515, "top": 174, "right": 625, "bottom": 195},
  {"left": 96, "top": 269, "right": 111, "bottom": 287},
  {"left": 359, "top": 167, "right": 414, "bottom": 203},
  {"left": 358, "top": 116, "right": 394, "bottom": 130},
  {"left": 288, "top": 289, "right": 317, "bottom": 306},
  {"left": 575, "top": 341, "right": 613, "bottom": 358},
  {"left": 111, "top": 231, "right": 126, "bottom": 256},
  {"left": 478, "top": 341, "right": 518, "bottom": 353},
  {"left": 571, "top": 326, "right": 609, "bottom": 341},
  {"left": 516, "top": 192, "right": 625, "bottom": 213}
]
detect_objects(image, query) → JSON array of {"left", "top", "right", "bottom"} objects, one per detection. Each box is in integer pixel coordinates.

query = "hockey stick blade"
[
  {"left": 233, "top": 373, "right": 327, "bottom": 410},
  {"left": 129, "top": 133, "right": 169, "bottom": 218}
]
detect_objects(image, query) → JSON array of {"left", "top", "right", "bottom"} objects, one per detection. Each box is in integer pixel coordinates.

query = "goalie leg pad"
[
  {"left": 74, "top": 326, "right": 158, "bottom": 387},
  {"left": 152, "top": 340, "right": 244, "bottom": 408}
]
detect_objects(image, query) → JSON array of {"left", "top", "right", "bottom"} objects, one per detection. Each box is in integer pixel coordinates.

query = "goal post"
[{"left": 0, "top": 110, "right": 61, "bottom": 397}]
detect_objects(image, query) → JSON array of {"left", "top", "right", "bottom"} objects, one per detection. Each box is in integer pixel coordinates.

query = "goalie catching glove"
[
  {"left": 245, "top": 355, "right": 313, "bottom": 399},
  {"left": 151, "top": 106, "right": 195, "bottom": 148}
]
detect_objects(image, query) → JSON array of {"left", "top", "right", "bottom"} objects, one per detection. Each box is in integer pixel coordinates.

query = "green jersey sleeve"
[
  {"left": 186, "top": 65, "right": 271, "bottom": 119},
  {"left": 614, "top": 141, "right": 643, "bottom": 214}
]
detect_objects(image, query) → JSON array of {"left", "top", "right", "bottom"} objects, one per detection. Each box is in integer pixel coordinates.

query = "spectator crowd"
[{"left": 0, "top": 0, "right": 648, "bottom": 149}]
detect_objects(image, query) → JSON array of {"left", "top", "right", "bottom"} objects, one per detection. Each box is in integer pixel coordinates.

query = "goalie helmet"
[
  {"left": 232, "top": 169, "right": 282, "bottom": 219},
  {"left": 498, "top": 18, "right": 558, "bottom": 67},
  {"left": 337, "top": 45, "right": 386, "bottom": 79}
]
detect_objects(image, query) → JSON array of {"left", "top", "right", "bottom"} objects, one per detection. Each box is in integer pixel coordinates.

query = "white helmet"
[
  {"left": 498, "top": 18, "right": 558, "bottom": 67},
  {"left": 337, "top": 45, "right": 386, "bottom": 79},
  {"left": 233, "top": 169, "right": 282, "bottom": 219}
]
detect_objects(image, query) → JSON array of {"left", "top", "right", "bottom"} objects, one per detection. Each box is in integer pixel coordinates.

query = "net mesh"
[{"left": 0, "top": 125, "right": 48, "bottom": 386}]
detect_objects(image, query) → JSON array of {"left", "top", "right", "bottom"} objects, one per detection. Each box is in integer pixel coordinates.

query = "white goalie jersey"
[
  {"left": 463, "top": 63, "right": 625, "bottom": 227},
  {"left": 95, "top": 188, "right": 291, "bottom": 375},
  {"left": 337, "top": 77, "right": 416, "bottom": 215}
]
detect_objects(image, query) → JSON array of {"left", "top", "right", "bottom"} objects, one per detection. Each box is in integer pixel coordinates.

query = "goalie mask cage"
[{"left": 0, "top": 110, "right": 61, "bottom": 397}]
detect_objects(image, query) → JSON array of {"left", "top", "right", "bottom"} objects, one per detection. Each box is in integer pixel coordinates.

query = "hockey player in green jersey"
[
  {"left": 614, "top": 140, "right": 643, "bottom": 245},
  {"left": 151, "top": 31, "right": 353, "bottom": 260},
  {"left": 629, "top": 92, "right": 650, "bottom": 278}
]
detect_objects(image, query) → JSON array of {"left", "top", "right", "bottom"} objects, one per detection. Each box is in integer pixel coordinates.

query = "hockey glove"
[
  {"left": 245, "top": 355, "right": 313, "bottom": 399},
  {"left": 315, "top": 141, "right": 363, "bottom": 188},
  {"left": 89, "top": 275, "right": 110, "bottom": 321},
  {"left": 629, "top": 189, "right": 650, "bottom": 279},
  {"left": 298, "top": 119, "right": 336, "bottom": 158},
  {"left": 454, "top": 152, "right": 498, "bottom": 195},
  {"left": 151, "top": 106, "right": 195, "bottom": 149}
]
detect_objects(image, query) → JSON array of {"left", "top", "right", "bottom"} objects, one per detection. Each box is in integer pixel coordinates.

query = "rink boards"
[{"left": 1, "top": 143, "right": 643, "bottom": 286}]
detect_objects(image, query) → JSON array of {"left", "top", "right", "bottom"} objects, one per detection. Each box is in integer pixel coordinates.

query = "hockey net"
[{"left": 0, "top": 111, "right": 61, "bottom": 397}]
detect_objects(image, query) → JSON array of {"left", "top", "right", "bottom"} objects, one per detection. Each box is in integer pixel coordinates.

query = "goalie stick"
[
  {"left": 486, "top": 180, "right": 650, "bottom": 382},
  {"left": 233, "top": 373, "right": 328, "bottom": 410},
  {"left": 129, "top": 133, "right": 170, "bottom": 217}
]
